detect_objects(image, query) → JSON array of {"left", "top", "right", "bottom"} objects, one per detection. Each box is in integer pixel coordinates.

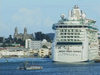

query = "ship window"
[
  {"left": 68, "top": 30, "right": 70, "bottom": 32},
  {"left": 64, "top": 36, "right": 66, "bottom": 38},
  {"left": 70, "top": 39, "right": 73, "bottom": 41},
  {"left": 75, "top": 33, "right": 77, "bottom": 35},
  {"left": 60, "top": 29, "right": 63, "bottom": 32},
  {"left": 61, "top": 36, "right": 63, "bottom": 38},
  {"left": 62, "top": 30, "right": 64, "bottom": 32},
  {"left": 68, "top": 33, "right": 70, "bottom": 35},
  {"left": 67, "top": 36, "right": 70, "bottom": 38},
  {"left": 77, "top": 39, "right": 79, "bottom": 41},
  {"left": 61, "top": 39, "right": 62, "bottom": 41},
  {"left": 78, "top": 33, "right": 80, "bottom": 35},
  {"left": 70, "top": 36, "right": 73, "bottom": 38},
  {"left": 72, "top": 29, "right": 73, "bottom": 32},
  {"left": 76, "top": 29, "right": 78, "bottom": 32},
  {"left": 68, "top": 39, "right": 70, "bottom": 41},
  {"left": 60, "top": 33, "right": 63, "bottom": 35},
  {"left": 74, "top": 36, "right": 77, "bottom": 38},
  {"left": 74, "top": 39, "right": 77, "bottom": 41},
  {"left": 71, "top": 33, "right": 73, "bottom": 35},
  {"left": 64, "top": 39, "right": 66, "bottom": 41}
]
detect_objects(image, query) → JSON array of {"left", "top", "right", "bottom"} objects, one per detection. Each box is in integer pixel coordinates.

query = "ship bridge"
[{"left": 52, "top": 5, "right": 97, "bottom": 30}]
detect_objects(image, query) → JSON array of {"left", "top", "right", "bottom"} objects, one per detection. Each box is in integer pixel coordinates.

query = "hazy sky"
[{"left": 1, "top": 0, "right": 100, "bottom": 37}]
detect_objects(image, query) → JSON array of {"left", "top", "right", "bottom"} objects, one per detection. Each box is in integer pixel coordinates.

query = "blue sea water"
[{"left": 0, "top": 58, "right": 100, "bottom": 75}]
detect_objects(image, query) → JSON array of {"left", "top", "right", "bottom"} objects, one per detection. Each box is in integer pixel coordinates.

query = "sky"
[{"left": 1, "top": 0, "right": 100, "bottom": 37}]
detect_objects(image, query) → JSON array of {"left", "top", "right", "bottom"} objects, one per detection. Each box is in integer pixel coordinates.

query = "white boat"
[
  {"left": 17, "top": 62, "right": 43, "bottom": 70},
  {"left": 25, "top": 65, "right": 43, "bottom": 70},
  {"left": 18, "top": 65, "right": 43, "bottom": 70}
]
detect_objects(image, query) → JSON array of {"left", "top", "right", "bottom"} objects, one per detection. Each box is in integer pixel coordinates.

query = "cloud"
[
  {"left": 12, "top": 8, "right": 54, "bottom": 33},
  {"left": 43, "top": 17, "right": 54, "bottom": 26},
  {"left": 0, "top": 22, "right": 11, "bottom": 37},
  {"left": 12, "top": 8, "right": 42, "bottom": 27}
]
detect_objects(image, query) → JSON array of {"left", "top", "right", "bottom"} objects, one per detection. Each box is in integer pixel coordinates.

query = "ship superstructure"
[{"left": 52, "top": 5, "right": 99, "bottom": 62}]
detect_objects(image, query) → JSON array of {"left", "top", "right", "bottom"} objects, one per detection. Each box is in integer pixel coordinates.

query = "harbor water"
[{"left": 0, "top": 58, "right": 100, "bottom": 75}]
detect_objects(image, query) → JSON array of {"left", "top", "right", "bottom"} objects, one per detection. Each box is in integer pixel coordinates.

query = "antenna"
[
  {"left": 60, "top": 14, "right": 65, "bottom": 20},
  {"left": 73, "top": 0, "right": 79, "bottom": 9},
  {"left": 75, "top": 0, "right": 78, "bottom": 5}
]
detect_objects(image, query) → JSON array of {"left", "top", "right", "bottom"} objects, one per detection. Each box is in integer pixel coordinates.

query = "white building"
[
  {"left": 0, "top": 50, "right": 29, "bottom": 57},
  {"left": 25, "top": 39, "right": 42, "bottom": 50},
  {"left": 42, "top": 39, "right": 52, "bottom": 49},
  {"left": 52, "top": 5, "right": 99, "bottom": 62}
]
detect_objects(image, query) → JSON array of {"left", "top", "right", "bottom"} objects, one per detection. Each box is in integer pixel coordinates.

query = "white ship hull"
[{"left": 52, "top": 40, "right": 98, "bottom": 62}]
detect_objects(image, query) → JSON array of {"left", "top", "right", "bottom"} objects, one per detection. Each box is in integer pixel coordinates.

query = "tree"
[
  {"left": 42, "top": 45, "right": 48, "bottom": 48},
  {"left": 13, "top": 38, "right": 25, "bottom": 46},
  {"left": 16, "top": 39, "right": 25, "bottom": 46},
  {"left": 35, "top": 32, "right": 51, "bottom": 42},
  {"left": 5, "top": 35, "right": 13, "bottom": 43}
]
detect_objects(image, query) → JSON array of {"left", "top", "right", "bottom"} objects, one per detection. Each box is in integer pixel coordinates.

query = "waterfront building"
[
  {"left": 14, "top": 27, "right": 34, "bottom": 41},
  {"left": 42, "top": 39, "right": 52, "bottom": 49},
  {"left": 25, "top": 39, "right": 52, "bottom": 50},
  {"left": 0, "top": 50, "right": 28, "bottom": 58},
  {"left": 52, "top": 5, "right": 99, "bottom": 62},
  {"left": 38, "top": 48, "right": 50, "bottom": 57},
  {"left": 25, "top": 39, "right": 42, "bottom": 50}
]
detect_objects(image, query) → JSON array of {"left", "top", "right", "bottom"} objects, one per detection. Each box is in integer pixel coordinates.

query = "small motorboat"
[
  {"left": 17, "top": 62, "right": 43, "bottom": 70},
  {"left": 25, "top": 65, "right": 43, "bottom": 70},
  {"left": 18, "top": 65, "right": 43, "bottom": 70}
]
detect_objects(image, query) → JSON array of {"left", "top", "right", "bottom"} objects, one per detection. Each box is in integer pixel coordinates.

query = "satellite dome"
[{"left": 60, "top": 14, "right": 66, "bottom": 19}]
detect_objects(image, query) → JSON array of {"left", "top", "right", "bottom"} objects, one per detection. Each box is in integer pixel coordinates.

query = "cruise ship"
[{"left": 52, "top": 5, "right": 99, "bottom": 62}]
